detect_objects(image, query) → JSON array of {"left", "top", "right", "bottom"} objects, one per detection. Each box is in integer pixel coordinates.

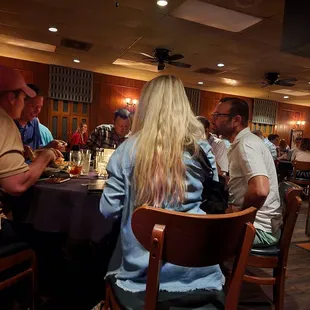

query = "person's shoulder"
[
  {"left": 213, "top": 136, "right": 226, "bottom": 148},
  {"left": 241, "top": 131, "right": 266, "bottom": 150},
  {"left": 197, "top": 139, "right": 212, "bottom": 154},
  {"left": 0, "top": 108, "right": 17, "bottom": 129},
  {"left": 95, "top": 124, "right": 113, "bottom": 131}
]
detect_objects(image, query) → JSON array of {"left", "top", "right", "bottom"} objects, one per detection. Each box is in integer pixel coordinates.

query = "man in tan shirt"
[{"left": 0, "top": 65, "right": 60, "bottom": 239}]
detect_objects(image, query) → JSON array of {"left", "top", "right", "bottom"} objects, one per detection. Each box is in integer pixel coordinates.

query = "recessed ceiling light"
[
  {"left": 198, "top": 81, "right": 204, "bottom": 85},
  {"left": 223, "top": 78, "right": 238, "bottom": 86},
  {"left": 284, "top": 96, "right": 289, "bottom": 99},
  {"left": 48, "top": 27, "right": 58, "bottom": 33},
  {"left": 308, "top": 81, "right": 310, "bottom": 84},
  {"left": 73, "top": 59, "right": 80, "bottom": 63},
  {"left": 157, "top": 0, "right": 168, "bottom": 6},
  {"left": 217, "top": 63, "right": 225, "bottom": 67}
]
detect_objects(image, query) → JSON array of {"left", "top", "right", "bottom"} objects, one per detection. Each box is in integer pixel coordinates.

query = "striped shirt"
[
  {"left": 86, "top": 124, "right": 128, "bottom": 152},
  {"left": 264, "top": 138, "right": 277, "bottom": 160}
]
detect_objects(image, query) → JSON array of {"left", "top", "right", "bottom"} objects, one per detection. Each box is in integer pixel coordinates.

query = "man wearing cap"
[{"left": 0, "top": 65, "right": 61, "bottom": 240}]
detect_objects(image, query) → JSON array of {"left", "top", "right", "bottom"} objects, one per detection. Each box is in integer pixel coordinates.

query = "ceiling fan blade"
[
  {"left": 167, "top": 54, "right": 184, "bottom": 61},
  {"left": 140, "top": 52, "right": 155, "bottom": 59},
  {"left": 143, "top": 58, "right": 158, "bottom": 63},
  {"left": 168, "top": 61, "right": 191, "bottom": 68},
  {"left": 261, "top": 83, "right": 270, "bottom": 88},
  {"left": 276, "top": 81, "right": 295, "bottom": 87},
  {"left": 277, "top": 78, "right": 298, "bottom": 83}
]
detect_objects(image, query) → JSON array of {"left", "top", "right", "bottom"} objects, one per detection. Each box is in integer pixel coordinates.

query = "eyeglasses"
[{"left": 211, "top": 112, "right": 237, "bottom": 119}]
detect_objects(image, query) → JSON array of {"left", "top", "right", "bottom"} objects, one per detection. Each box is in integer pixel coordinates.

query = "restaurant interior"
[{"left": 1, "top": 0, "right": 310, "bottom": 309}]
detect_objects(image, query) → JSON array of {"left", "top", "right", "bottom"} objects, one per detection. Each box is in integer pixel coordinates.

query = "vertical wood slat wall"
[{"left": 48, "top": 99, "right": 89, "bottom": 142}]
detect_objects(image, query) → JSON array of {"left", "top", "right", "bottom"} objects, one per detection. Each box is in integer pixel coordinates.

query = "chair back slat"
[
  {"left": 292, "top": 161, "right": 310, "bottom": 179},
  {"left": 132, "top": 206, "right": 257, "bottom": 267},
  {"left": 278, "top": 182, "right": 303, "bottom": 263}
]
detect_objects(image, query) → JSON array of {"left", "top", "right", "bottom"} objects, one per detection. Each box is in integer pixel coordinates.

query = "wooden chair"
[
  {"left": 0, "top": 239, "right": 37, "bottom": 309},
  {"left": 243, "top": 181, "right": 303, "bottom": 310},
  {"left": 104, "top": 206, "right": 257, "bottom": 310},
  {"left": 288, "top": 160, "right": 310, "bottom": 234},
  {"left": 288, "top": 160, "right": 310, "bottom": 188}
]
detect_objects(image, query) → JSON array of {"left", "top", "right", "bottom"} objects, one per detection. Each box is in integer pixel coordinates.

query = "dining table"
[
  {"left": 7, "top": 171, "right": 122, "bottom": 306},
  {"left": 10, "top": 172, "right": 117, "bottom": 243}
]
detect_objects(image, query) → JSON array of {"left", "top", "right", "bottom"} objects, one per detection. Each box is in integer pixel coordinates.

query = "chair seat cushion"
[
  {"left": 0, "top": 242, "right": 30, "bottom": 258},
  {"left": 106, "top": 275, "right": 225, "bottom": 310},
  {"left": 250, "top": 245, "right": 279, "bottom": 256}
]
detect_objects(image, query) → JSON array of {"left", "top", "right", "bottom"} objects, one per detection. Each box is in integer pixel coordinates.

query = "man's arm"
[
  {"left": 86, "top": 127, "right": 100, "bottom": 153},
  {"left": 0, "top": 149, "right": 58, "bottom": 195},
  {"left": 238, "top": 141, "right": 270, "bottom": 210},
  {"left": 242, "top": 175, "right": 270, "bottom": 210}
]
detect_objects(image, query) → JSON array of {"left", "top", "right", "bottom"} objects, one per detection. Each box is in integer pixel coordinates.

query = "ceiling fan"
[
  {"left": 140, "top": 48, "right": 191, "bottom": 71},
  {"left": 260, "top": 72, "right": 297, "bottom": 88}
]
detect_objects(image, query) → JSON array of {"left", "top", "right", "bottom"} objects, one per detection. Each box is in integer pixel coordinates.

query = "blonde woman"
[{"left": 100, "top": 76, "right": 224, "bottom": 304}]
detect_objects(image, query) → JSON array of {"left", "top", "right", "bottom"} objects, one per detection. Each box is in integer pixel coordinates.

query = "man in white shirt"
[
  {"left": 252, "top": 130, "right": 278, "bottom": 160},
  {"left": 196, "top": 116, "right": 228, "bottom": 174},
  {"left": 211, "top": 97, "right": 282, "bottom": 246}
]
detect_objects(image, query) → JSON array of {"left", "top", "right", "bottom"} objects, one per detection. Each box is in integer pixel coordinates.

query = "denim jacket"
[{"left": 100, "top": 137, "right": 224, "bottom": 292}]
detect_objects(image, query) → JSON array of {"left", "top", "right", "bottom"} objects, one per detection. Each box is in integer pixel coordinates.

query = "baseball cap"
[{"left": 0, "top": 65, "right": 36, "bottom": 98}]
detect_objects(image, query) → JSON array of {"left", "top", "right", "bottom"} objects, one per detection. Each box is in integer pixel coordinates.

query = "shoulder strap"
[{"left": 186, "top": 144, "right": 214, "bottom": 179}]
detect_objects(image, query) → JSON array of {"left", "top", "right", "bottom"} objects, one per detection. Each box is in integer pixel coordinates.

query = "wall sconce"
[
  {"left": 293, "top": 120, "right": 306, "bottom": 129},
  {"left": 125, "top": 97, "right": 139, "bottom": 113}
]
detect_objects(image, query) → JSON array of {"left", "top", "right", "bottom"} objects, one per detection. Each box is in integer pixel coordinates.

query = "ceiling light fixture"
[
  {"left": 73, "top": 59, "right": 80, "bottom": 63},
  {"left": 223, "top": 78, "right": 238, "bottom": 86},
  {"left": 157, "top": 0, "right": 168, "bottom": 6},
  {"left": 198, "top": 81, "right": 204, "bottom": 85},
  {"left": 217, "top": 63, "right": 225, "bottom": 67},
  {"left": 48, "top": 27, "right": 58, "bottom": 32},
  {"left": 284, "top": 96, "right": 289, "bottom": 99}
]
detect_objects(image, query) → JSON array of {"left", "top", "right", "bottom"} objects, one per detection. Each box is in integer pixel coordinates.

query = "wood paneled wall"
[
  {"left": 276, "top": 102, "right": 310, "bottom": 143},
  {"left": 0, "top": 55, "right": 309, "bottom": 144},
  {"left": 90, "top": 73, "right": 146, "bottom": 132}
]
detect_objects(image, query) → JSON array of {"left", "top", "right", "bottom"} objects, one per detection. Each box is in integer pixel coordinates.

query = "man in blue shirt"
[{"left": 15, "top": 84, "right": 66, "bottom": 151}]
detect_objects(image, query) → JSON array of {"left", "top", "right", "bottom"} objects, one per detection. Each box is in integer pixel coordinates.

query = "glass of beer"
[{"left": 69, "top": 151, "right": 83, "bottom": 178}]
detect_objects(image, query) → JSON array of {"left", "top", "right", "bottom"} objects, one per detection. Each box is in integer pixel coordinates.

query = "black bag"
[{"left": 189, "top": 145, "right": 229, "bottom": 214}]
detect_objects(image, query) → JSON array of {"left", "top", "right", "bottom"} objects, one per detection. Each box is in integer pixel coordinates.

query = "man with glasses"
[{"left": 211, "top": 97, "right": 281, "bottom": 247}]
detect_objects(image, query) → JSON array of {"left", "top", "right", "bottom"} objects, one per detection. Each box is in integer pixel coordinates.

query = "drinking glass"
[
  {"left": 96, "top": 154, "right": 108, "bottom": 179},
  {"left": 81, "top": 152, "right": 91, "bottom": 175},
  {"left": 69, "top": 151, "right": 83, "bottom": 178}
]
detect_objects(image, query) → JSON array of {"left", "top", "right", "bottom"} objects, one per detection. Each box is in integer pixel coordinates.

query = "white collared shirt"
[
  {"left": 228, "top": 128, "right": 282, "bottom": 233},
  {"left": 208, "top": 134, "right": 229, "bottom": 173}
]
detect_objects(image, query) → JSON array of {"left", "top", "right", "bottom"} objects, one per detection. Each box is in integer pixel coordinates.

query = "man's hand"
[
  {"left": 35, "top": 148, "right": 63, "bottom": 162},
  {"left": 24, "top": 145, "right": 35, "bottom": 160},
  {"left": 45, "top": 140, "right": 67, "bottom": 152}
]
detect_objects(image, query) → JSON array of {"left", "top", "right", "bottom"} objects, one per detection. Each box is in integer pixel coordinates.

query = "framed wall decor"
[{"left": 290, "top": 129, "right": 303, "bottom": 148}]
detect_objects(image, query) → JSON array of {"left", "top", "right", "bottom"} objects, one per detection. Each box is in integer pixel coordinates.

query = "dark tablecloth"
[{"left": 10, "top": 174, "right": 117, "bottom": 243}]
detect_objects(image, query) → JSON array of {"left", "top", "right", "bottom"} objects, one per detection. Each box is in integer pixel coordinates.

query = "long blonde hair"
[{"left": 131, "top": 75, "right": 205, "bottom": 208}]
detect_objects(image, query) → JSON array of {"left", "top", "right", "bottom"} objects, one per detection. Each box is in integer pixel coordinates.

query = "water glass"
[
  {"left": 69, "top": 151, "right": 83, "bottom": 178},
  {"left": 81, "top": 152, "right": 91, "bottom": 175},
  {"left": 95, "top": 153, "right": 108, "bottom": 179}
]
